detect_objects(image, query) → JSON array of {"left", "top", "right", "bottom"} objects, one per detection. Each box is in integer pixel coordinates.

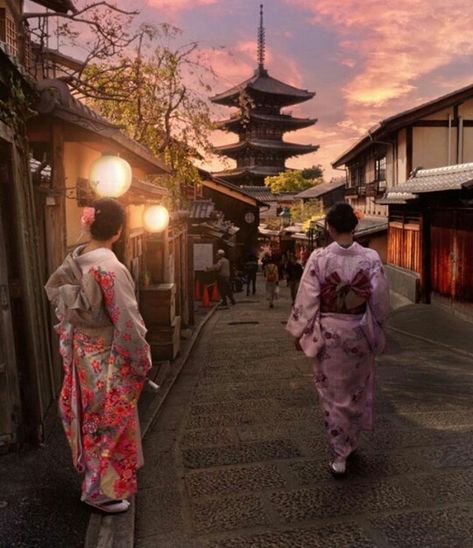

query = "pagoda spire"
[{"left": 257, "top": 4, "right": 265, "bottom": 71}]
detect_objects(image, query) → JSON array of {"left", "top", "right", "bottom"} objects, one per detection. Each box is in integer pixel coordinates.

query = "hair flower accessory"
[{"left": 81, "top": 207, "right": 95, "bottom": 227}]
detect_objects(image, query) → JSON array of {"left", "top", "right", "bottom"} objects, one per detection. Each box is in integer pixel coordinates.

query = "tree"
[
  {"left": 264, "top": 171, "right": 314, "bottom": 193},
  {"left": 290, "top": 199, "right": 324, "bottom": 228},
  {"left": 23, "top": 1, "right": 140, "bottom": 100},
  {"left": 86, "top": 24, "right": 215, "bottom": 204},
  {"left": 301, "top": 164, "right": 324, "bottom": 180}
]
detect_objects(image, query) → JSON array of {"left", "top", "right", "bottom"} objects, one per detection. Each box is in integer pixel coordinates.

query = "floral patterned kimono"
[
  {"left": 45, "top": 246, "right": 151, "bottom": 502},
  {"left": 286, "top": 242, "right": 389, "bottom": 459}
]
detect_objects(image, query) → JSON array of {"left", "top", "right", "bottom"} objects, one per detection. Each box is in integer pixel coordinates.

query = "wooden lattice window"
[{"left": 0, "top": 8, "right": 17, "bottom": 58}]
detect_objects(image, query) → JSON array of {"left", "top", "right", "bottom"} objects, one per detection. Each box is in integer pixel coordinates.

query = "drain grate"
[{"left": 227, "top": 321, "right": 260, "bottom": 325}]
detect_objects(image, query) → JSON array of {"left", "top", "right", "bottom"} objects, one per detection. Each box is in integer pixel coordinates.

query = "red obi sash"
[{"left": 320, "top": 270, "right": 371, "bottom": 314}]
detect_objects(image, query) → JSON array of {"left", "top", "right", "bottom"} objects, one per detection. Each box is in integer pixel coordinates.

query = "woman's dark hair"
[
  {"left": 326, "top": 202, "right": 358, "bottom": 234},
  {"left": 90, "top": 198, "right": 125, "bottom": 241}
]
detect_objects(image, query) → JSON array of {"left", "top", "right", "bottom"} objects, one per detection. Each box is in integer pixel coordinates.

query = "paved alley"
[{"left": 134, "top": 285, "right": 473, "bottom": 547}]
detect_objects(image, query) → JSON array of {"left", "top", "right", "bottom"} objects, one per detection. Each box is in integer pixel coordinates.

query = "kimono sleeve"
[
  {"left": 286, "top": 252, "right": 323, "bottom": 358},
  {"left": 368, "top": 257, "right": 390, "bottom": 328},
  {"left": 95, "top": 263, "right": 152, "bottom": 379}
]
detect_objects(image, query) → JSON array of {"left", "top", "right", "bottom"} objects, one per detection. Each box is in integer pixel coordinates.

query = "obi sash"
[{"left": 320, "top": 270, "right": 371, "bottom": 315}]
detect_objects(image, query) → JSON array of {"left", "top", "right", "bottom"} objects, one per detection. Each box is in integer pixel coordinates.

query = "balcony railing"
[{"left": 366, "top": 180, "right": 387, "bottom": 197}]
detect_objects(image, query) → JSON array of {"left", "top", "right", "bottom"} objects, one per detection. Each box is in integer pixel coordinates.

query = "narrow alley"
[{"left": 134, "top": 285, "right": 473, "bottom": 547}]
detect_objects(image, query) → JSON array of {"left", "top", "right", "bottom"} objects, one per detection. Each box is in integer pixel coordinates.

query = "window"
[
  {"left": 375, "top": 156, "right": 386, "bottom": 183},
  {"left": 350, "top": 164, "right": 365, "bottom": 187},
  {"left": 0, "top": 8, "right": 17, "bottom": 58}
]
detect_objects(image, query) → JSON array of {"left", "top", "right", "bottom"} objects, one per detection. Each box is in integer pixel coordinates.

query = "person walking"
[
  {"left": 244, "top": 254, "right": 259, "bottom": 296},
  {"left": 264, "top": 256, "right": 279, "bottom": 309},
  {"left": 286, "top": 254, "right": 303, "bottom": 304},
  {"left": 286, "top": 202, "right": 389, "bottom": 477},
  {"left": 208, "top": 249, "right": 235, "bottom": 308},
  {"left": 45, "top": 199, "right": 152, "bottom": 513}
]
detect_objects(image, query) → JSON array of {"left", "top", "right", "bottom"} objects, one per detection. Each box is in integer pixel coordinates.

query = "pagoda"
[{"left": 211, "top": 5, "right": 318, "bottom": 186}]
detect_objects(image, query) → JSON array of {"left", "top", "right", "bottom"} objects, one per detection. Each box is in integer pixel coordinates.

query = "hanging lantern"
[
  {"left": 89, "top": 155, "right": 132, "bottom": 198},
  {"left": 143, "top": 205, "right": 170, "bottom": 233}
]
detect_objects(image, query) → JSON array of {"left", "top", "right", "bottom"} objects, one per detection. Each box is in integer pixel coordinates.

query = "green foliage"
[
  {"left": 290, "top": 199, "right": 324, "bottom": 229},
  {"left": 301, "top": 164, "right": 324, "bottom": 180},
  {"left": 85, "top": 24, "right": 215, "bottom": 205},
  {"left": 264, "top": 171, "right": 314, "bottom": 193}
]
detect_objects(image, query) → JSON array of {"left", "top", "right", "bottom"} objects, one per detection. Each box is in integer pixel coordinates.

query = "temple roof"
[
  {"left": 214, "top": 139, "right": 318, "bottom": 157},
  {"left": 210, "top": 68, "right": 315, "bottom": 107},
  {"left": 212, "top": 166, "right": 283, "bottom": 180},
  {"left": 215, "top": 112, "right": 317, "bottom": 132}
]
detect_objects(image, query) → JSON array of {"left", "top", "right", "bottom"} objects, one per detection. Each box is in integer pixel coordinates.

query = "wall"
[{"left": 412, "top": 127, "right": 450, "bottom": 170}]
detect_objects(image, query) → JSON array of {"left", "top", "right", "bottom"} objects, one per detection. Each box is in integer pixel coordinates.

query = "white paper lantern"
[
  {"left": 143, "top": 205, "right": 170, "bottom": 233},
  {"left": 89, "top": 155, "right": 132, "bottom": 198}
]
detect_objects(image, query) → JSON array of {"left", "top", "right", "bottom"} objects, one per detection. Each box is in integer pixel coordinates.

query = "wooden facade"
[{"left": 386, "top": 184, "right": 473, "bottom": 318}]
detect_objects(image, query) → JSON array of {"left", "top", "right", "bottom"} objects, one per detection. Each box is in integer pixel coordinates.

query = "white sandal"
[
  {"left": 329, "top": 457, "right": 347, "bottom": 477},
  {"left": 84, "top": 498, "right": 130, "bottom": 513}
]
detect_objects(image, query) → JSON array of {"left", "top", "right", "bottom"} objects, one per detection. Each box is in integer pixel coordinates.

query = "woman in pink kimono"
[
  {"left": 45, "top": 199, "right": 151, "bottom": 512},
  {"left": 287, "top": 203, "right": 389, "bottom": 476}
]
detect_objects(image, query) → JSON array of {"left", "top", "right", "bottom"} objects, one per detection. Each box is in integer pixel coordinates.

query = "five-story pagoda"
[{"left": 211, "top": 5, "right": 318, "bottom": 186}]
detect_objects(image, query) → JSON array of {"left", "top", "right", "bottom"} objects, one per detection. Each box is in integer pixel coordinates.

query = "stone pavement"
[{"left": 135, "top": 283, "right": 473, "bottom": 547}]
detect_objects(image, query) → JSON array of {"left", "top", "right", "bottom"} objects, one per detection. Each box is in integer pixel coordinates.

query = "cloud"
[
  {"left": 287, "top": 0, "right": 473, "bottom": 110},
  {"left": 147, "top": 0, "right": 218, "bottom": 13}
]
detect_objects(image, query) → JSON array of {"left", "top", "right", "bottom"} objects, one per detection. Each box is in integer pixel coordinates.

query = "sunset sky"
[{"left": 39, "top": 0, "right": 473, "bottom": 178}]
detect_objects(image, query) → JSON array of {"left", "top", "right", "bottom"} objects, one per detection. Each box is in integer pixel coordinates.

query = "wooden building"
[
  {"left": 294, "top": 178, "right": 346, "bottom": 210},
  {"left": 380, "top": 163, "right": 473, "bottom": 320},
  {"left": 0, "top": 0, "right": 77, "bottom": 449},
  {"left": 210, "top": 6, "right": 317, "bottom": 186},
  {"left": 332, "top": 82, "right": 473, "bottom": 262},
  {"left": 199, "top": 174, "right": 266, "bottom": 268}
]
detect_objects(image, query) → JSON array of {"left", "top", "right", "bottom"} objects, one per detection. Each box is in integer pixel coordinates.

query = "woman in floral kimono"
[
  {"left": 287, "top": 203, "right": 389, "bottom": 476},
  {"left": 45, "top": 199, "right": 152, "bottom": 513}
]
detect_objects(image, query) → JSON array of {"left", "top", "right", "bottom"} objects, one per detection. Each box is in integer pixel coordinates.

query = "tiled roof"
[
  {"left": 240, "top": 186, "right": 276, "bottom": 202},
  {"left": 214, "top": 139, "right": 318, "bottom": 155},
  {"left": 36, "top": 79, "right": 170, "bottom": 174},
  {"left": 379, "top": 163, "right": 473, "bottom": 204},
  {"left": 190, "top": 200, "right": 215, "bottom": 220},
  {"left": 210, "top": 68, "right": 314, "bottom": 106},
  {"left": 392, "top": 163, "right": 473, "bottom": 193},
  {"left": 295, "top": 179, "right": 346, "bottom": 199}
]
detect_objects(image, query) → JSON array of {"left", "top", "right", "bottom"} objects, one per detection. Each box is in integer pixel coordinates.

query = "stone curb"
[
  {"left": 84, "top": 304, "right": 218, "bottom": 548},
  {"left": 388, "top": 325, "right": 473, "bottom": 359}
]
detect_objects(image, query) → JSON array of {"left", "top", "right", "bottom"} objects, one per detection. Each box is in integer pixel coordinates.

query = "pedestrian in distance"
[
  {"left": 286, "top": 254, "right": 304, "bottom": 304},
  {"left": 45, "top": 199, "right": 152, "bottom": 513},
  {"left": 286, "top": 202, "right": 389, "bottom": 477},
  {"left": 207, "top": 249, "right": 235, "bottom": 308},
  {"left": 264, "top": 256, "right": 279, "bottom": 308},
  {"left": 244, "top": 254, "right": 259, "bottom": 296}
]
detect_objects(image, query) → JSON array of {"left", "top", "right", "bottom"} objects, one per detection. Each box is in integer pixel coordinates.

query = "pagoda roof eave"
[
  {"left": 210, "top": 68, "right": 315, "bottom": 106},
  {"left": 215, "top": 114, "right": 318, "bottom": 131},
  {"left": 212, "top": 166, "right": 283, "bottom": 179},
  {"left": 214, "top": 139, "right": 318, "bottom": 156}
]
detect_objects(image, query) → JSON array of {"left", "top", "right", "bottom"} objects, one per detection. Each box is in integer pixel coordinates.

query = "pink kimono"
[
  {"left": 45, "top": 247, "right": 151, "bottom": 502},
  {"left": 286, "top": 242, "right": 389, "bottom": 459}
]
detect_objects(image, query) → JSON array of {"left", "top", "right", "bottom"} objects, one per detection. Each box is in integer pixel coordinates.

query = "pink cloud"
[
  {"left": 288, "top": 0, "right": 473, "bottom": 110},
  {"left": 147, "top": 0, "right": 218, "bottom": 13}
]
